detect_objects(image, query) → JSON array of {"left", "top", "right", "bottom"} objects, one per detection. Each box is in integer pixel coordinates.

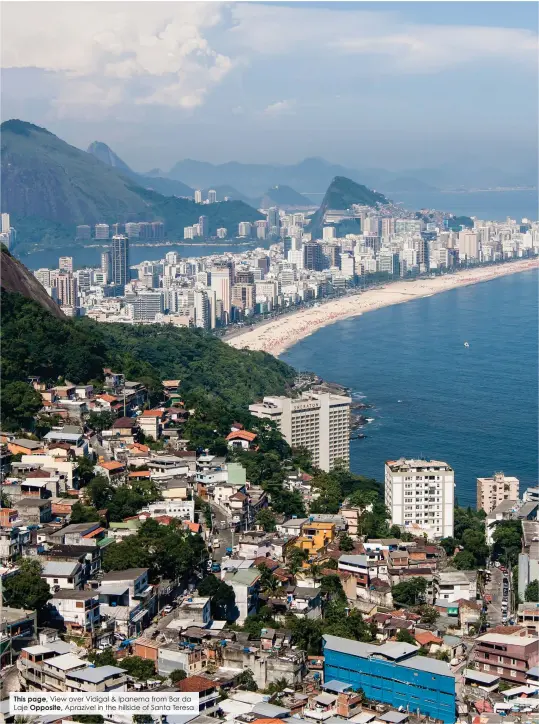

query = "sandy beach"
[{"left": 227, "top": 258, "right": 538, "bottom": 357}]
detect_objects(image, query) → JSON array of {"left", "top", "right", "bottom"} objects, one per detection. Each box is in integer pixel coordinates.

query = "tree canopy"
[{"left": 3, "top": 558, "right": 51, "bottom": 612}]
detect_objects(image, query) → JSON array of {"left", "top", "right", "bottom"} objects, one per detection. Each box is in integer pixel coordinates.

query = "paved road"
[
  {"left": 485, "top": 566, "right": 512, "bottom": 626},
  {"left": 208, "top": 503, "right": 235, "bottom": 563}
]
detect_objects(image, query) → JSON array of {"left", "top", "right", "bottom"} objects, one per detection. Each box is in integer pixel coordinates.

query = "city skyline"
[{"left": 1, "top": 2, "right": 537, "bottom": 176}]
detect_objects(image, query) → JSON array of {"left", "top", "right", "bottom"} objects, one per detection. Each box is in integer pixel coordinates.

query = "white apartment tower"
[
  {"left": 210, "top": 266, "right": 232, "bottom": 322},
  {"left": 476, "top": 472, "right": 520, "bottom": 514},
  {"left": 385, "top": 458, "right": 454, "bottom": 539},
  {"left": 194, "top": 190, "right": 203, "bottom": 204},
  {"left": 249, "top": 391, "right": 351, "bottom": 472}
]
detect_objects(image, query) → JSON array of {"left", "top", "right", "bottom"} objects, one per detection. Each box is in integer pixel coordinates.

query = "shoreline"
[{"left": 226, "top": 258, "right": 539, "bottom": 357}]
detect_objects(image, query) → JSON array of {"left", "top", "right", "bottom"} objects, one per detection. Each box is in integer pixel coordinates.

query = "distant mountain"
[
  {"left": 308, "top": 176, "right": 389, "bottom": 238},
  {"left": 1, "top": 120, "right": 262, "bottom": 250},
  {"left": 164, "top": 156, "right": 440, "bottom": 198},
  {"left": 87, "top": 141, "right": 194, "bottom": 198},
  {"left": 87, "top": 141, "right": 132, "bottom": 173},
  {"left": 256, "top": 185, "right": 314, "bottom": 209}
]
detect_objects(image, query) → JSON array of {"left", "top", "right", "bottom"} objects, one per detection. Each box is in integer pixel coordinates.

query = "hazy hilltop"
[
  {"left": 87, "top": 140, "right": 194, "bottom": 198},
  {"left": 308, "top": 176, "right": 389, "bottom": 237},
  {"left": 1, "top": 120, "right": 262, "bottom": 250}
]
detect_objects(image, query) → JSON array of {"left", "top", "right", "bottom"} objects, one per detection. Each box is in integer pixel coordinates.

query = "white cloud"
[
  {"left": 263, "top": 100, "right": 296, "bottom": 116},
  {"left": 229, "top": 4, "right": 538, "bottom": 73},
  {"left": 1, "top": 2, "right": 236, "bottom": 110}
]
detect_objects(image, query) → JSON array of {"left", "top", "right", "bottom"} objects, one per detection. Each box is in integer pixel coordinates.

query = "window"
[
  {"left": 497, "top": 667, "right": 504, "bottom": 674},
  {"left": 510, "top": 670, "right": 517, "bottom": 677},
  {"left": 76, "top": 602, "right": 84, "bottom": 609}
]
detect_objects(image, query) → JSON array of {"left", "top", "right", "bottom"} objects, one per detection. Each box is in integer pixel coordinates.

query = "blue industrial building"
[{"left": 323, "top": 634, "right": 456, "bottom": 724}]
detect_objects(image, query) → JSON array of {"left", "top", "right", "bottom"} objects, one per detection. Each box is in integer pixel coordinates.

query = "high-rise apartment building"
[
  {"left": 268, "top": 207, "right": 280, "bottom": 236},
  {"left": 255, "top": 220, "right": 268, "bottom": 240},
  {"left": 210, "top": 265, "right": 232, "bottom": 322},
  {"left": 59, "top": 256, "right": 73, "bottom": 273},
  {"left": 125, "top": 290, "right": 163, "bottom": 322},
  {"left": 1, "top": 213, "right": 10, "bottom": 233},
  {"left": 323, "top": 226, "right": 336, "bottom": 241},
  {"left": 194, "top": 190, "right": 203, "bottom": 204},
  {"left": 101, "top": 251, "right": 111, "bottom": 283},
  {"left": 458, "top": 231, "right": 480, "bottom": 260},
  {"left": 95, "top": 224, "right": 110, "bottom": 240},
  {"left": 217, "top": 228, "right": 227, "bottom": 239},
  {"left": 207, "top": 189, "right": 217, "bottom": 204},
  {"left": 231, "top": 283, "right": 255, "bottom": 311},
  {"left": 110, "top": 234, "right": 129, "bottom": 289},
  {"left": 35, "top": 268, "right": 51, "bottom": 287},
  {"left": 199, "top": 216, "right": 209, "bottom": 239},
  {"left": 76, "top": 225, "right": 91, "bottom": 240},
  {"left": 385, "top": 458, "right": 454, "bottom": 539},
  {"left": 124, "top": 222, "right": 140, "bottom": 239},
  {"left": 303, "top": 241, "right": 323, "bottom": 271},
  {"left": 249, "top": 391, "right": 351, "bottom": 472},
  {"left": 381, "top": 218, "right": 395, "bottom": 237},
  {"left": 56, "top": 272, "right": 78, "bottom": 308},
  {"left": 477, "top": 472, "right": 520, "bottom": 513},
  {"left": 238, "top": 222, "right": 252, "bottom": 238}
]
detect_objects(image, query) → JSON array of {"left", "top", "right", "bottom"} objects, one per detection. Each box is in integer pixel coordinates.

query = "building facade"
[
  {"left": 323, "top": 634, "right": 456, "bottom": 724},
  {"left": 249, "top": 391, "right": 351, "bottom": 471},
  {"left": 385, "top": 458, "right": 454, "bottom": 539},
  {"left": 477, "top": 472, "right": 520, "bottom": 513}
]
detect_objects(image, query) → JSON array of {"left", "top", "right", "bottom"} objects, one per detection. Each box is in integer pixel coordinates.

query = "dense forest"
[{"left": 0, "top": 288, "right": 295, "bottom": 429}]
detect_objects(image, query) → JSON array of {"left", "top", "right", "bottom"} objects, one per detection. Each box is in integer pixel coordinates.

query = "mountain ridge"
[{"left": 1, "top": 120, "right": 262, "bottom": 250}]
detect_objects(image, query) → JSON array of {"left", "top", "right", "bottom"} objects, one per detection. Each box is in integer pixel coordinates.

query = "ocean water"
[
  {"left": 281, "top": 269, "right": 538, "bottom": 507},
  {"left": 390, "top": 190, "right": 538, "bottom": 222}
]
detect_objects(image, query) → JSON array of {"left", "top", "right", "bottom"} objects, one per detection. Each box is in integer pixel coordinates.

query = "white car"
[
  {"left": 162, "top": 605, "right": 173, "bottom": 615},
  {"left": 212, "top": 539, "right": 221, "bottom": 548}
]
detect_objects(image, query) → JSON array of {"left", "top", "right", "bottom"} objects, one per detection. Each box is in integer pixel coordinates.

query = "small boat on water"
[{"left": 464, "top": 342, "right": 470, "bottom": 348}]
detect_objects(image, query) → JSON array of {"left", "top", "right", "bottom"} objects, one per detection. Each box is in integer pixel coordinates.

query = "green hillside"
[
  {"left": 1, "top": 120, "right": 263, "bottom": 250},
  {"left": 1, "top": 253, "right": 295, "bottom": 428},
  {"left": 308, "top": 176, "right": 389, "bottom": 238}
]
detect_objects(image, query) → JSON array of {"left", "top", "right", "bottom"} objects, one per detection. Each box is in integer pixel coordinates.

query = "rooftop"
[
  {"left": 102, "top": 568, "right": 148, "bottom": 581},
  {"left": 68, "top": 665, "right": 126, "bottom": 683}
]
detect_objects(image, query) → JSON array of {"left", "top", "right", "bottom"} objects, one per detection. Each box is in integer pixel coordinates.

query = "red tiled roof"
[
  {"left": 176, "top": 675, "right": 216, "bottom": 693},
  {"left": 183, "top": 521, "right": 202, "bottom": 533},
  {"left": 229, "top": 491, "right": 247, "bottom": 501},
  {"left": 226, "top": 430, "right": 257, "bottom": 442},
  {"left": 97, "top": 394, "right": 118, "bottom": 403},
  {"left": 100, "top": 461, "right": 125, "bottom": 471},
  {"left": 254, "top": 557, "right": 279, "bottom": 570},
  {"left": 25, "top": 470, "right": 51, "bottom": 478},
  {"left": 82, "top": 527, "right": 105, "bottom": 538},
  {"left": 128, "top": 471, "right": 151, "bottom": 478},
  {"left": 414, "top": 631, "right": 442, "bottom": 646},
  {"left": 141, "top": 410, "right": 163, "bottom": 418},
  {"left": 113, "top": 417, "right": 136, "bottom": 428}
]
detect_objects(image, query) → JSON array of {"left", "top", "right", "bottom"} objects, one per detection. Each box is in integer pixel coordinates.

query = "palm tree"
[
  {"left": 265, "top": 677, "right": 290, "bottom": 695},
  {"left": 309, "top": 562, "right": 322, "bottom": 583}
]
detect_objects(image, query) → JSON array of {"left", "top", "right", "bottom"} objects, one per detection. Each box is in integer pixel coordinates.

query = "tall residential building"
[
  {"left": 59, "top": 256, "right": 73, "bottom": 273},
  {"left": 381, "top": 218, "right": 395, "bottom": 237},
  {"left": 194, "top": 190, "right": 203, "bottom": 204},
  {"left": 199, "top": 216, "right": 209, "bottom": 239},
  {"left": 249, "top": 391, "right": 351, "bottom": 472},
  {"left": 210, "top": 265, "right": 232, "bottom": 322},
  {"left": 216, "top": 227, "right": 227, "bottom": 239},
  {"left": 207, "top": 189, "right": 217, "bottom": 204},
  {"left": 75, "top": 269, "right": 92, "bottom": 291},
  {"left": 268, "top": 207, "right": 280, "bottom": 236},
  {"left": 1, "top": 213, "right": 10, "bottom": 233},
  {"left": 95, "top": 223, "right": 110, "bottom": 240},
  {"left": 238, "top": 222, "right": 252, "bottom": 238},
  {"left": 184, "top": 226, "right": 195, "bottom": 240},
  {"left": 323, "top": 226, "right": 336, "bottom": 241},
  {"left": 110, "top": 234, "right": 130, "bottom": 288},
  {"left": 231, "top": 283, "right": 255, "bottom": 311},
  {"left": 477, "top": 473, "right": 520, "bottom": 514},
  {"left": 35, "top": 268, "right": 51, "bottom": 287},
  {"left": 125, "top": 290, "right": 164, "bottom": 322},
  {"left": 56, "top": 272, "right": 78, "bottom": 308},
  {"left": 303, "top": 241, "right": 323, "bottom": 271},
  {"left": 124, "top": 222, "right": 140, "bottom": 239},
  {"left": 101, "top": 251, "right": 111, "bottom": 283},
  {"left": 255, "top": 220, "right": 268, "bottom": 240},
  {"left": 458, "top": 231, "right": 480, "bottom": 260},
  {"left": 75, "top": 225, "right": 91, "bottom": 240},
  {"left": 385, "top": 458, "right": 454, "bottom": 539},
  {"left": 193, "top": 290, "right": 211, "bottom": 329}
]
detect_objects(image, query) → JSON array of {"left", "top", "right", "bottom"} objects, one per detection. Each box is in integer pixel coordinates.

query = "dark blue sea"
[{"left": 281, "top": 269, "right": 539, "bottom": 507}]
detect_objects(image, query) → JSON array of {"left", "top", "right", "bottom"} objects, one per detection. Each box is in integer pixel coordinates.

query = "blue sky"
[{"left": 1, "top": 2, "right": 537, "bottom": 175}]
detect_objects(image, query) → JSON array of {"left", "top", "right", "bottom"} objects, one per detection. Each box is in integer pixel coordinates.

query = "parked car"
[{"left": 162, "top": 605, "right": 173, "bottom": 615}]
